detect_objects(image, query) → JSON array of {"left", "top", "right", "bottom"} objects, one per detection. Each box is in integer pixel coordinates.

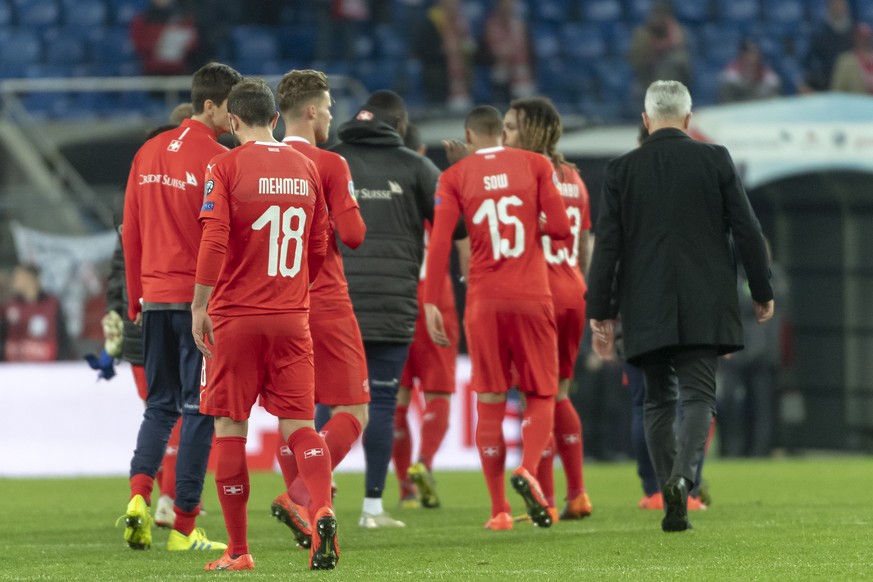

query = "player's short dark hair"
[
  {"left": 190, "top": 62, "right": 242, "bottom": 114},
  {"left": 276, "top": 69, "right": 330, "bottom": 116},
  {"left": 464, "top": 105, "right": 503, "bottom": 137},
  {"left": 228, "top": 78, "right": 276, "bottom": 127},
  {"left": 362, "top": 90, "right": 407, "bottom": 128},
  {"left": 403, "top": 122, "right": 423, "bottom": 151}
]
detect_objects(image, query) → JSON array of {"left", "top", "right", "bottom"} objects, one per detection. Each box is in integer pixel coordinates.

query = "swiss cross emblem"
[
  {"left": 303, "top": 448, "right": 324, "bottom": 459},
  {"left": 278, "top": 445, "right": 292, "bottom": 456},
  {"left": 356, "top": 110, "right": 374, "bottom": 121},
  {"left": 481, "top": 446, "right": 500, "bottom": 457},
  {"left": 223, "top": 484, "right": 244, "bottom": 495},
  {"left": 168, "top": 140, "right": 182, "bottom": 152}
]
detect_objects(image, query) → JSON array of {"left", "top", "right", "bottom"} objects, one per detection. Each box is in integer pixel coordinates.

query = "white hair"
[{"left": 644, "top": 80, "right": 692, "bottom": 122}]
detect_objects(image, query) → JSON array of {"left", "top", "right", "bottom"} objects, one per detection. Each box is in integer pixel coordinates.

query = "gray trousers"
[{"left": 639, "top": 348, "right": 718, "bottom": 489}]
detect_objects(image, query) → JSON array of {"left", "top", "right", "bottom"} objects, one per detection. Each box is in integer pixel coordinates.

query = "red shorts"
[
  {"left": 132, "top": 364, "right": 147, "bottom": 401},
  {"left": 200, "top": 313, "right": 315, "bottom": 422},
  {"left": 465, "top": 299, "right": 558, "bottom": 397},
  {"left": 555, "top": 302, "right": 586, "bottom": 379},
  {"left": 311, "top": 314, "right": 370, "bottom": 406},
  {"left": 400, "top": 305, "right": 459, "bottom": 394}
]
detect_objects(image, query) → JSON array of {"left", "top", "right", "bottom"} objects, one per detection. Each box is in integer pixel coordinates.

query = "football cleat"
[
  {"left": 310, "top": 507, "right": 340, "bottom": 570},
  {"left": 483, "top": 512, "right": 514, "bottom": 531},
  {"left": 154, "top": 494, "right": 175, "bottom": 529},
  {"left": 509, "top": 467, "right": 552, "bottom": 528},
  {"left": 358, "top": 511, "right": 406, "bottom": 528},
  {"left": 204, "top": 551, "right": 255, "bottom": 571},
  {"left": 271, "top": 492, "right": 311, "bottom": 549},
  {"left": 560, "top": 491, "right": 593, "bottom": 520},
  {"left": 116, "top": 494, "right": 153, "bottom": 550},
  {"left": 407, "top": 462, "right": 440, "bottom": 508},
  {"left": 167, "top": 527, "right": 227, "bottom": 551},
  {"left": 687, "top": 495, "right": 708, "bottom": 511},
  {"left": 400, "top": 493, "right": 420, "bottom": 509},
  {"left": 638, "top": 492, "right": 664, "bottom": 510}
]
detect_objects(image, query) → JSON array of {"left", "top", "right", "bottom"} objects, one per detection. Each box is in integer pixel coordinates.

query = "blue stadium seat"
[
  {"left": 673, "top": 0, "right": 709, "bottom": 23},
  {"left": 471, "top": 64, "right": 492, "bottom": 103},
  {"left": 89, "top": 26, "right": 136, "bottom": 64},
  {"left": 528, "top": 0, "right": 570, "bottom": 22},
  {"left": 582, "top": 0, "right": 623, "bottom": 23},
  {"left": 532, "top": 23, "right": 561, "bottom": 60},
  {"left": 623, "top": 0, "right": 654, "bottom": 23},
  {"left": 0, "top": 29, "right": 41, "bottom": 64},
  {"left": 17, "top": 0, "right": 61, "bottom": 27},
  {"left": 401, "top": 58, "right": 423, "bottom": 106},
  {"left": 62, "top": 0, "right": 106, "bottom": 27},
  {"left": 698, "top": 24, "right": 742, "bottom": 66},
  {"left": 763, "top": 0, "right": 805, "bottom": 24},
  {"left": 109, "top": 0, "right": 148, "bottom": 25},
  {"left": 602, "top": 22, "right": 632, "bottom": 56},
  {"left": 857, "top": 1, "right": 873, "bottom": 22},
  {"left": 716, "top": 0, "right": 759, "bottom": 26},
  {"left": 280, "top": 28, "right": 316, "bottom": 62},
  {"left": 354, "top": 59, "right": 400, "bottom": 93},
  {"left": 43, "top": 28, "right": 87, "bottom": 65},
  {"left": 592, "top": 59, "right": 632, "bottom": 99},
  {"left": 235, "top": 59, "right": 282, "bottom": 75},
  {"left": 561, "top": 23, "right": 606, "bottom": 60},
  {"left": 0, "top": 0, "right": 12, "bottom": 26},
  {"left": 231, "top": 26, "right": 280, "bottom": 62},
  {"left": 373, "top": 24, "right": 407, "bottom": 60},
  {"left": 536, "top": 57, "right": 573, "bottom": 102}
]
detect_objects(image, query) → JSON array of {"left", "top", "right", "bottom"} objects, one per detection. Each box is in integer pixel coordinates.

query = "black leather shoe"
[{"left": 662, "top": 476, "right": 692, "bottom": 532}]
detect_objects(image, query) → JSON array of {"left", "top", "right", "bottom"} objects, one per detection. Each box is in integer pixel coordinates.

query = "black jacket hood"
[{"left": 337, "top": 118, "right": 405, "bottom": 147}]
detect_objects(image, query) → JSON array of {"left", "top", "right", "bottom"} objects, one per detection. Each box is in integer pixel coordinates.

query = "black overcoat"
[{"left": 587, "top": 128, "right": 774, "bottom": 363}]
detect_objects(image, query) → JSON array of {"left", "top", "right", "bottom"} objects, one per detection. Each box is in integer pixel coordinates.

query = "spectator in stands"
[
  {"left": 130, "top": 0, "right": 199, "bottom": 75},
  {"left": 170, "top": 102, "right": 193, "bottom": 125},
  {"left": 477, "top": 0, "right": 535, "bottom": 104},
  {"left": 719, "top": 239, "right": 790, "bottom": 458},
  {"left": 628, "top": 1, "right": 691, "bottom": 99},
  {"left": 315, "top": 0, "right": 370, "bottom": 62},
  {"left": 718, "top": 40, "right": 782, "bottom": 104},
  {"left": 0, "top": 264, "right": 73, "bottom": 362},
  {"left": 831, "top": 24, "right": 873, "bottom": 94},
  {"left": 803, "top": 0, "right": 854, "bottom": 92},
  {"left": 413, "top": 0, "right": 475, "bottom": 111}
]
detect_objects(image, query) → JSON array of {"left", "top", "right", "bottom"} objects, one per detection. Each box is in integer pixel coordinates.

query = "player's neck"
[
  {"left": 191, "top": 114, "right": 221, "bottom": 138},
  {"left": 469, "top": 139, "right": 501, "bottom": 152},
  {"left": 283, "top": 120, "right": 316, "bottom": 145},
  {"left": 235, "top": 127, "right": 278, "bottom": 145}
]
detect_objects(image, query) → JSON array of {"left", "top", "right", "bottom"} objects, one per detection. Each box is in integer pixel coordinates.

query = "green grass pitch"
[{"left": 0, "top": 456, "right": 871, "bottom": 580}]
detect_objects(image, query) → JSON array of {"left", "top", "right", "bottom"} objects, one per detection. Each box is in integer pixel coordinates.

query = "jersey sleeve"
[
  {"left": 571, "top": 166, "right": 593, "bottom": 230},
  {"left": 195, "top": 159, "right": 231, "bottom": 286},
  {"left": 308, "top": 169, "right": 329, "bottom": 282},
  {"left": 121, "top": 153, "right": 143, "bottom": 321},
  {"left": 423, "top": 171, "right": 461, "bottom": 305},
  {"left": 536, "top": 156, "right": 571, "bottom": 240},
  {"left": 414, "top": 155, "right": 441, "bottom": 223},
  {"left": 325, "top": 154, "right": 366, "bottom": 248}
]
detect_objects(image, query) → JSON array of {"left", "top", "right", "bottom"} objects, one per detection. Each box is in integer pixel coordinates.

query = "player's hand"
[
  {"left": 590, "top": 319, "right": 615, "bottom": 361},
  {"left": 133, "top": 312, "right": 142, "bottom": 326},
  {"left": 754, "top": 299, "right": 775, "bottom": 323},
  {"left": 442, "top": 139, "right": 470, "bottom": 165},
  {"left": 192, "top": 308, "right": 215, "bottom": 358},
  {"left": 424, "top": 303, "right": 450, "bottom": 347}
]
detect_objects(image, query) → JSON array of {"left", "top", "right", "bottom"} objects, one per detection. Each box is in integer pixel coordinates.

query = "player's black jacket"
[{"left": 332, "top": 117, "right": 439, "bottom": 344}]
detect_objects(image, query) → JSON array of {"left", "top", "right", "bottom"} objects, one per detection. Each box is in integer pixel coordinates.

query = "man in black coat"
[
  {"left": 587, "top": 80, "right": 774, "bottom": 532},
  {"left": 331, "top": 90, "right": 440, "bottom": 528}
]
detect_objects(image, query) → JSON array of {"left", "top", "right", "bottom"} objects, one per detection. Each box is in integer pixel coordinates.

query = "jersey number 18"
[{"left": 252, "top": 205, "right": 307, "bottom": 277}]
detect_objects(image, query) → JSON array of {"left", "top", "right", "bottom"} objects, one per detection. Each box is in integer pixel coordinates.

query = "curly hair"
[
  {"left": 276, "top": 69, "right": 330, "bottom": 116},
  {"left": 508, "top": 96, "right": 575, "bottom": 179}
]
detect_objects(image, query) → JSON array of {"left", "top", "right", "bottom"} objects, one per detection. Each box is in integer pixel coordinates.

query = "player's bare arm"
[
  {"left": 442, "top": 139, "right": 470, "bottom": 165},
  {"left": 191, "top": 283, "right": 215, "bottom": 358}
]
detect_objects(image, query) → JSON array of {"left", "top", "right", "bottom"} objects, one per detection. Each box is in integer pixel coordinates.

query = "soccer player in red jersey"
[
  {"left": 193, "top": 78, "right": 337, "bottom": 571},
  {"left": 267, "top": 69, "right": 369, "bottom": 548},
  {"left": 393, "top": 125, "right": 470, "bottom": 510},
  {"left": 120, "top": 62, "right": 241, "bottom": 552},
  {"left": 423, "top": 105, "right": 571, "bottom": 530},
  {"left": 503, "top": 97, "right": 594, "bottom": 521}
]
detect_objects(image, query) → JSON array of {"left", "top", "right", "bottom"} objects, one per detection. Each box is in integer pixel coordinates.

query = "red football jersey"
[
  {"left": 418, "top": 221, "right": 456, "bottom": 311},
  {"left": 543, "top": 163, "right": 592, "bottom": 309},
  {"left": 195, "top": 141, "right": 328, "bottom": 316},
  {"left": 123, "top": 118, "right": 227, "bottom": 318},
  {"left": 424, "top": 146, "right": 570, "bottom": 305},
  {"left": 282, "top": 136, "right": 361, "bottom": 320}
]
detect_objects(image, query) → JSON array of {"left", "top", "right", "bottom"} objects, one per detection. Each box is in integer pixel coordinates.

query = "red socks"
[
  {"left": 392, "top": 404, "right": 412, "bottom": 484},
  {"left": 320, "top": 412, "right": 363, "bottom": 470},
  {"left": 159, "top": 419, "right": 182, "bottom": 499},
  {"left": 276, "top": 436, "right": 298, "bottom": 490},
  {"left": 476, "top": 400, "right": 509, "bottom": 516},
  {"left": 419, "top": 397, "right": 450, "bottom": 469},
  {"left": 213, "top": 436, "right": 249, "bottom": 555},
  {"left": 536, "top": 436, "right": 556, "bottom": 507},
  {"left": 287, "top": 428, "right": 333, "bottom": 516},
  {"left": 554, "top": 398, "right": 585, "bottom": 499},
  {"left": 520, "top": 395, "right": 555, "bottom": 475},
  {"left": 130, "top": 473, "right": 154, "bottom": 506}
]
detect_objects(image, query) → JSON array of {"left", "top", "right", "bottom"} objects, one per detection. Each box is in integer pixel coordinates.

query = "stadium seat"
[
  {"left": 43, "top": 28, "right": 90, "bottom": 65},
  {"left": 279, "top": 28, "right": 316, "bottom": 62},
  {"left": 109, "top": 0, "right": 148, "bottom": 25},
  {"left": 400, "top": 58, "right": 423, "bottom": 106},
  {"left": 471, "top": 64, "right": 492, "bottom": 103},
  {"left": 698, "top": 24, "right": 742, "bottom": 66},
  {"left": 231, "top": 26, "right": 280, "bottom": 62},
  {"left": 857, "top": 1, "right": 873, "bottom": 22},
  {"left": 0, "top": 0, "right": 12, "bottom": 27},
  {"left": 373, "top": 24, "right": 406, "bottom": 60},
  {"left": 0, "top": 29, "right": 41, "bottom": 64},
  {"left": 354, "top": 59, "right": 400, "bottom": 93},
  {"left": 532, "top": 23, "right": 561, "bottom": 60},
  {"left": 62, "top": 0, "right": 106, "bottom": 27},
  {"left": 603, "top": 22, "right": 632, "bottom": 57},
  {"left": 672, "top": 0, "right": 709, "bottom": 23},
  {"left": 561, "top": 23, "right": 606, "bottom": 60},
  {"left": 592, "top": 59, "right": 632, "bottom": 101},
  {"left": 16, "top": 0, "right": 61, "bottom": 27},
  {"left": 623, "top": 0, "right": 654, "bottom": 23},
  {"left": 582, "top": 0, "right": 623, "bottom": 23},
  {"left": 88, "top": 26, "right": 136, "bottom": 64},
  {"left": 527, "top": 0, "right": 570, "bottom": 22},
  {"left": 716, "top": 0, "right": 759, "bottom": 26},
  {"left": 762, "top": 0, "right": 805, "bottom": 24}
]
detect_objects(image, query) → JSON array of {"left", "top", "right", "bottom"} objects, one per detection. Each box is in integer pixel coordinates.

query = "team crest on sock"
[
  {"left": 304, "top": 448, "right": 325, "bottom": 459},
  {"left": 223, "top": 484, "right": 244, "bottom": 495},
  {"left": 481, "top": 446, "right": 500, "bottom": 457},
  {"left": 279, "top": 445, "right": 293, "bottom": 456}
]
